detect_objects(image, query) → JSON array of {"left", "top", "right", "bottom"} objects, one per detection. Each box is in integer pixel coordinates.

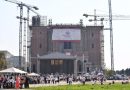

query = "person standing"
[
  {"left": 24, "top": 76, "right": 29, "bottom": 88},
  {"left": 100, "top": 76, "right": 104, "bottom": 85},
  {"left": 68, "top": 77, "right": 73, "bottom": 85},
  {"left": 15, "top": 75, "right": 21, "bottom": 89},
  {"left": 82, "top": 76, "right": 86, "bottom": 85}
]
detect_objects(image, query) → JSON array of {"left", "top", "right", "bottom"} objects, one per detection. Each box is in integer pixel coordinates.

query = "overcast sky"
[{"left": 0, "top": 0, "right": 130, "bottom": 70}]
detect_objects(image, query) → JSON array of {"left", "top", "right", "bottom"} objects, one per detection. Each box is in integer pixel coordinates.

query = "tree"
[
  {"left": 104, "top": 69, "right": 115, "bottom": 78},
  {"left": 125, "top": 68, "right": 130, "bottom": 76},
  {"left": 116, "top": 68, "right": 130, "bottom": 76},
  {"left": 0, "top": 52, "right": 7, "bottom": 70}
]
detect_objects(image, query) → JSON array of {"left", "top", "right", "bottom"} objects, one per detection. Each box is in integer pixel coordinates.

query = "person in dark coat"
[{"left": 24, "top": 76, "right": 29, "bottom": 88}]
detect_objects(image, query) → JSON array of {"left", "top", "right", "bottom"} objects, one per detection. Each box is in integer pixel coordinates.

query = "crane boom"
[
  {"left": 5, "top": 0, "right": 40, "bottom": 16},
  {"left": 5, "top": 0, "right": 20, "bottom": 5},
  {"left": 83, "top": 14, "right": 130, "bottom": 19}
]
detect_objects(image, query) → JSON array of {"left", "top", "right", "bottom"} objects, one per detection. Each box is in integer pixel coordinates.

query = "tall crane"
[
  {"left": 83, "top": 10, "right": 130, "bottom": 72},
  {"left": 83, "top": 9, "right": 107, "bottom": 26},
  {"left": 4, "top": 0, "right": 40, "bottom": 71},
  {"left": 108, "top": 0, "right": 114, "bottom": 72},
  {"left": 83, "top": 12, "right": 130, "bottom": 26}
]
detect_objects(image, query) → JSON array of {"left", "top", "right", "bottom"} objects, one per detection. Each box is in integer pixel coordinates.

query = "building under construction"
[{"left": 30, "top": 17, "right": 104, "bottom": 74}]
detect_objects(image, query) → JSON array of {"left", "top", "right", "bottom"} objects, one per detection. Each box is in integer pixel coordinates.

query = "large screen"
[{"left": 52, "top": 29, "right": 81, "bottom": 41}]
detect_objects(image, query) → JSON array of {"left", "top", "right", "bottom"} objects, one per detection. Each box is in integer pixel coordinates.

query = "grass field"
[{"left": 32, "top": 83, "right": 130, "bottom": 90}]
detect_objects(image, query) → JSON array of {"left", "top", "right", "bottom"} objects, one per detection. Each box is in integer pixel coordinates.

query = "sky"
[{"left": 0, "top": 0, "right": 130, "bottom": 70}]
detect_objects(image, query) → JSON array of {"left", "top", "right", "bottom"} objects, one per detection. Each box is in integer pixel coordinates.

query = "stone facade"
[{"left": 30, "top": 24, "right": 104, "bottom": 74}]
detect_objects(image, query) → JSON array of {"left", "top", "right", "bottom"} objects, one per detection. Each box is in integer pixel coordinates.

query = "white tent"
[
  {"left": 27, "top": 72, "right": 40, "bottom": 76},
  {"left": 97, "top": 73, "right": 104, "bottom": 76},
  {"left": 0, "top": 67, "right": 27, "bottom": 74}
]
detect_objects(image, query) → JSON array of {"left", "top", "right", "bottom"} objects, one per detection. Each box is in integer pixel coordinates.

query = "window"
[
  {"left": 55, "top": 60, "right": 59, "bottom": 65},
  {"left": 39, "top": 44, "right": 42, "bottom": 48},
  {"left": 87, "top": 67, "right": 90, "bottom": 72},
  {"left": 92, "top": 43, "right": 94, "bottom": 48},
  {"left": 64, "top": 42, "right": 72, "bottom": 49},
  {"left": 51, "top": 60, "right": 54, "bottom": 65},
  {"left": 32, "top": 64, "right": 36, "bottom": 72},
  {"left": 91, "top": 32, "right": 94, "bottom": 37},
  {"left": 59, "top": 60, "right": 63, "bottom": 64},
  {"left": 51, "top": 60, "right": 63, "bottom": 65}
]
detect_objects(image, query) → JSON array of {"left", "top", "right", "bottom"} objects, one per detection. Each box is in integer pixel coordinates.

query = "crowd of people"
[
  {"left": 0, "top": 74, "right": 29, "bottom": 89},
  {"left": 29, "top": 73, "right": 105, "bottom": 85},
  {"left": 0, "top": 73, "right": 106, "bottom": 89}
]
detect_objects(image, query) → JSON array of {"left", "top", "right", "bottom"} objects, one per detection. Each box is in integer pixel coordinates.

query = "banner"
[{"left": 52, "top": 29, "right": 81, "bottom": 41}]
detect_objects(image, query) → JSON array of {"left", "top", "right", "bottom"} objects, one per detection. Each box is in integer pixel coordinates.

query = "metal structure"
[
  {"left": 23, "top": 17, "right": 27, "bottom": 71},
  {"left": 16, "top": 16, "right": 27, "bottom": 71},
  {"left": 83, "top": 10, "right": 107, "bottom": 26},
  {"left": 108, "top": 0, "right": 114, "bottom": 71},
  {"left": 4, "top": 0, "right": 40, "bottom": 71},
  {"left": 83, "top": 10, "right": 130, "bottom": 71}
]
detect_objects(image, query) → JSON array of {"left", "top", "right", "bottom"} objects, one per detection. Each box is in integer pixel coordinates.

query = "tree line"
[{"left": 116, "top": 68, "right": 130, "bottom": 76}]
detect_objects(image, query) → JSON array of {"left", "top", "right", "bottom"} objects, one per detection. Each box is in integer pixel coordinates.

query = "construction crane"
[
  {"left": 83, "top": 9, "right": 130, "bottom": 72},
  {"left": 4, "top": 0, "right": 40, "bottom": 71},
  {"left": 83, "top": 9, "right": 104, "bottom": 26},
  {"left": 83, "top": 12, "right": 130, "bottom": 26},
  {"left": 108, "top": 0, "right": 114, "bottom": 72}
]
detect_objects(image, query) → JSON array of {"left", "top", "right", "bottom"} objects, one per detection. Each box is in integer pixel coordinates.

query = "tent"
[
  {"left": 27, "top": 72, "right": 40, "bottom": 76},
  {"left": 0, "top": 67, "right": 27, "bottom": 74},
  {"left": 97, "top": 73, "right": 104, "bottom": 76}
]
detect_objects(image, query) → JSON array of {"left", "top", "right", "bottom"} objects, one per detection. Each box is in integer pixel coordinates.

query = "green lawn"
[{"left": 32, "top": 83, "right": 130, "bottom": 90}]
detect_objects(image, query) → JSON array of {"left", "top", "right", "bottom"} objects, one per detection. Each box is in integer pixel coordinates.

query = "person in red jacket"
[{"left": 15, "top": 75, "right": 21, "bottom": 89}]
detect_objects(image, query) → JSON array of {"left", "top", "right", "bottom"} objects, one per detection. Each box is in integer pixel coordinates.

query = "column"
[{"left": 74, "top": 59, "right": 77, "bottom": 76}]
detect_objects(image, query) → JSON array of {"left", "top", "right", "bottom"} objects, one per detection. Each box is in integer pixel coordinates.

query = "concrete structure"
[
  {"left": 6, "top": 56, "right": 25, "bottom": 70},
  {"left": 0, "top": 50, "right": 13, "bottom": 59},
  {"left": 0, "top": 50, "right": 26, "bottom": 70},
  {"left": 30, "top": 24, "right": 104, "bottom": 74}
]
